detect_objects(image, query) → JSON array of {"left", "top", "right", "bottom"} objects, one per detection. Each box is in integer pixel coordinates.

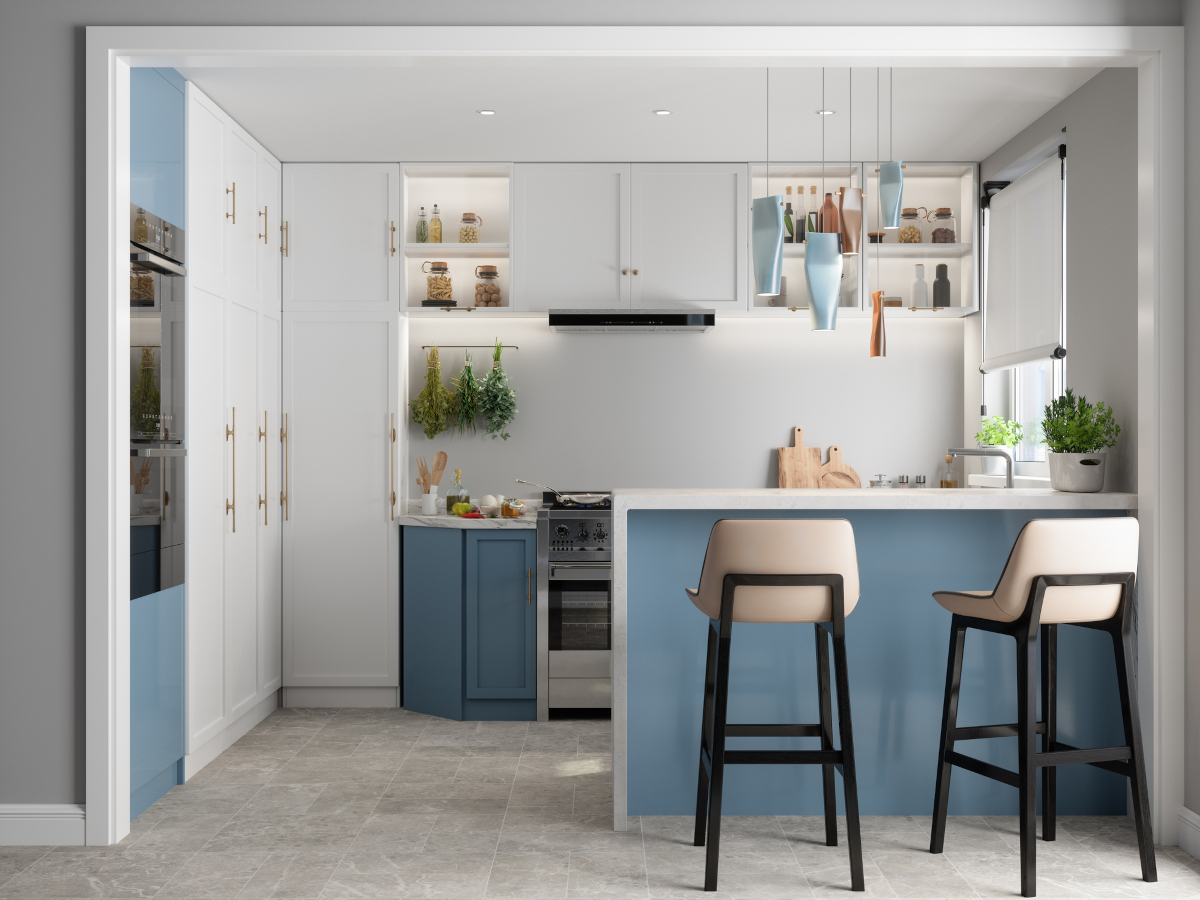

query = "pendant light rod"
[
  {"left": 848, "top": 68, "right": 852, "bottom": 183},
  {"left": 821, "top": 67, "right": 825, "bottom": 200}
]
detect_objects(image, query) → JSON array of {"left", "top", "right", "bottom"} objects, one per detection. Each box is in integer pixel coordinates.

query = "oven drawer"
[
  {"left": 549, "top": 650, "right": 610, "bottom": 678},
  {"left": 549, "top": 676, "right": 611, "bottom": 708},
  {"left": 548, "top": 562, "right": 611, "bottom": 580}
]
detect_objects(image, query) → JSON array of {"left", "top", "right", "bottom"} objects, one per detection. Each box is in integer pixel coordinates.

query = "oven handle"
[{"left": 550, "top": 563, "right": 612, "bottom": 576}]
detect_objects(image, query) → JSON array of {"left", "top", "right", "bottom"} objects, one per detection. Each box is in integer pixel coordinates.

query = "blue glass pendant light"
[
  {"left": 878, "top": 69, "right": 904, "bottom": 229},
  {"left": 804, "top": 67, "right": 840, "bottom": 330},
  {"left": 752, "top": 69, "right": 784, "bottom": 296}
]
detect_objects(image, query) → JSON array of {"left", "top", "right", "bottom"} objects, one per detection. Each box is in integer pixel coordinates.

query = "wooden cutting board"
[
  {"left": 778, "top": 426, "right": 822, "bottom": 489},
  {"left": 820, "top": 445, "right": 862, "bottom": 488}
]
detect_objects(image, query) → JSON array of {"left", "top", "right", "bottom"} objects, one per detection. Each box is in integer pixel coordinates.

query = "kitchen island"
[{"left": 611, "top": 488, "right": 1138, "bottom": 831}]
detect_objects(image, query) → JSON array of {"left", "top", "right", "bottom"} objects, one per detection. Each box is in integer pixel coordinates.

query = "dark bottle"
[
  {"left": 783, "top": 201, "right": 794, "bottom": 243},
  {"left": 933, "top": 263, "right": 951, "bottom": 308}
]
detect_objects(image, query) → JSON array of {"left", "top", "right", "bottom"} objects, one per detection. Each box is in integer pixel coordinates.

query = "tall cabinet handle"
[
  {"left": 527, "top": 568, "right": 532, "bottom": 604},
  {"left": 280, "top": 413, "right": 289, "bottom": 521},
  {"left": 225, "top": 407, "right": 236, "bottom": 532},
  {"left": 390, "top": 221, "right": 397, "bottom": 257},
  {"left": 390, "top": 414, "right": 397, "bottom": 521},
  {"left": 225, "top": 183, "right": 236, "bottom": 223},
  {"left": 280, "top": 221, "right": 289, "bottom": 257},
  {"left": 258, "top": 412, "right": 268, "bottom": 525},
  {"left": 258, "top": 206, "right": 269, "bottom": 244}
]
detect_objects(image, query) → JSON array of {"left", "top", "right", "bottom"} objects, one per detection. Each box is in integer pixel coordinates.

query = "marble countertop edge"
[
  {"left": 397, "top": 513, "right": 537, "bottom": 529},
  {"left": 610, "top": 488, "right": 1137, "bottom": 511}
]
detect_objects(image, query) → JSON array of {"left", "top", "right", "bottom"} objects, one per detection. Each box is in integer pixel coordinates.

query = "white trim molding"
[
  {"left": 0, "top": 805, "right": 86, "bottom": 847},
  {"left": 1180, "top": 806, "right": 1200, "bottom": 860}
]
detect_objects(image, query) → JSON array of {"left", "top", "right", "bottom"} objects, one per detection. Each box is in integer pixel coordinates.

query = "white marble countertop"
[
  {"left": 397, "top": 513, "right": 537, "bottom": 529},
  {"left": 612, "top": 487, "right": 1137, "bottom": 511}
]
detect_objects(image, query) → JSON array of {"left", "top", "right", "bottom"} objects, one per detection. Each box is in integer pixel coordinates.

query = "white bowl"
[{"left": 480, "top": 506, "right": 501, "bottom": 516}]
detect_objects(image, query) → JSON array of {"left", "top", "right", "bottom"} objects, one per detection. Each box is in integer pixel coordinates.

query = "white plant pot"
[
  {"left": 979, "top": 445, "right": 1014, "bottom": 476},
  {"left": 1048, "top": 452, "right": 1107, "bottom": 493}
]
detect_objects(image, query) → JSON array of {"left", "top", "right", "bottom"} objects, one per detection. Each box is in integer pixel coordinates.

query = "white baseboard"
[
  {"left": 184, "top": 692, "right": 278, "bottom": 781},
  {"left": 1179, "top": 806, "right": 1200, "bottom": 860},
  {"left": 0, "top": 804, "right": 86, "bottom": 846},
  {"left": 282, "top": 686, "right": 399, "bottom": 708}
]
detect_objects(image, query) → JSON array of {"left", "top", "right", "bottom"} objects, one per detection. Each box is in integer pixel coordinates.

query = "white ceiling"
[{"left": 176, "top": 64, "right": 1101, "bottom": 164}]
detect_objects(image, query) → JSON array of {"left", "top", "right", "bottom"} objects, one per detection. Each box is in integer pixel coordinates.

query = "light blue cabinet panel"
[
  {"left": 465, "top": 531, "right": 536, "bottom": 699},
  {"left": 402, "top": 527, "right": 465, "bottom": 720},
  {"left": 130, "top": 584, "right": 184, "bottom": 818},
  {"left": 130, "top": 68, "right": 185, "bottom": 225}
]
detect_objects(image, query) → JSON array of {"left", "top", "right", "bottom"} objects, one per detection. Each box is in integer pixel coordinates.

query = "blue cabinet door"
[
  {"left": 402, "top": 527, "right": 465, "bottom": 719},
  {"left": 465, "top": 531, "right": 536, "bottom": 699}
]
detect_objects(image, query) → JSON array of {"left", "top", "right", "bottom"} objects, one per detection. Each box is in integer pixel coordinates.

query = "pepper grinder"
[{"left": 911, "top": 264, "right": 929, "bottom": 308}]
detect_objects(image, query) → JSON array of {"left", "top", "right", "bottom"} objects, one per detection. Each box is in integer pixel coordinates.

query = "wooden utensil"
[
  {"left": 819, "top": 445, "right": 862, "bottom": 488},
  {"left": 778, "top": 426, "right": 822, "bottom": 489},
  {"left": 431, "top": 451, "right": 448, "bottom": 487},
  {"left": 416, "top": 456, "right": 430, "bottom": 494}
]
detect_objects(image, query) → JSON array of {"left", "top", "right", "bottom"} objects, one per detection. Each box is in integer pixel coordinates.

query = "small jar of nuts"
[
  {"left": 459, "top": 212, "right": 482, "bottom": 244},
  {"left": 898, "top": 207, "right": 926, "bottom": 243},
  {"left": 474, "top": 265, "right": 502, "bottom": 307},
  {"left": 422, "top": 261, "right": 453, "bottom": 305}
]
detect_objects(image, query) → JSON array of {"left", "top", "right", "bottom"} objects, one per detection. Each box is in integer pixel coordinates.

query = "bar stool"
[
  {"left": 928, "top": 517, "right": 1156, "bottom": 898},
  {"left": 688, "top": 518, "right": 864, "bottom": 893}
]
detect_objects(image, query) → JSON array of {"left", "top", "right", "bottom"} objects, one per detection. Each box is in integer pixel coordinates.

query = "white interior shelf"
[
  {"left": 862, "top": 242, "right": 973, "bottom": 258},
  {"left": 404, "top": 243, "right": 510, "bottom": 259}
]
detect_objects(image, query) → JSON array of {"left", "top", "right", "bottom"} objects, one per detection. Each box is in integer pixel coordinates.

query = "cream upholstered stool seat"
[
  {"left": 927, "top": 518, "right": 1155, "bottom": 899},
  {"left": 689, "top": 519, "right": 864, "bottom": 893}
]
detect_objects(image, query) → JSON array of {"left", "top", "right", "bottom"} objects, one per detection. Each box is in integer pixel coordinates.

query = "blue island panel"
[
  {"left": 130, "top": 584, "right": 185, "bottom": 819},
  {"left": 628, "top": 508, "right": 1130, "bottom": 816}
]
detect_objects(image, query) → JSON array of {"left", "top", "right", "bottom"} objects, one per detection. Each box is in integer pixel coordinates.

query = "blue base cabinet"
[
  {"left": 403, "top": 527, "right": 536, "bottom": 721},
  {"left": 130, "top": 584, "right": 185, "bottom": 818}
]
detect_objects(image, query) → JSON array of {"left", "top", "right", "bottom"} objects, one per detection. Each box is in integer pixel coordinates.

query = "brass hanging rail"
[{"left": 421, "top": 345, "right": 519, "bottom": 350}]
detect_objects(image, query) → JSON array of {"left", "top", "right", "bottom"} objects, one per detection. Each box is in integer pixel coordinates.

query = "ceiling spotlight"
[
  {"left": 653, "top": 109, "right": 672, "bottom": 116},
  {"left": 816, "top": 109, "right": 835, "bottom": 115},
  {"left": 476, "top": 109, "right": 496, "bottom": 116}
]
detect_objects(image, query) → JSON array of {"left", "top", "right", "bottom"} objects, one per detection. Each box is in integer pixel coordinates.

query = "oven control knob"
[
  {"left": 554, "top": 524, "right": 570, "bottom": 539},
  {"left": 593, "top": 524, "right": 608, "bottom": 542},
  {"left": 576, "top": 524, "right": 590, "bottom": 541}
]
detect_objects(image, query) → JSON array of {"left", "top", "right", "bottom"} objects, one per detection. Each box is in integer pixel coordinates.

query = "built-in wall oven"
[{"left": 536, "top": 492, "right": 612, "bottom": 720}]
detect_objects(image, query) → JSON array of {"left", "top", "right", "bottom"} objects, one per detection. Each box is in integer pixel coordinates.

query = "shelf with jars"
[{"left": 401, "top": 164, "right": 513, "bottom": 309}]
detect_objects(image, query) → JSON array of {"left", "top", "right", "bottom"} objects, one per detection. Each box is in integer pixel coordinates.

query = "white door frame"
[{"left": 85, "top": 25, "right": 1185, "bottom": 845}]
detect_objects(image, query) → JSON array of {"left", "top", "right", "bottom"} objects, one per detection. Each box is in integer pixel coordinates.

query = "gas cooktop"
[{"left": 541, "top": 491, "right": 612, "bottom": 512}]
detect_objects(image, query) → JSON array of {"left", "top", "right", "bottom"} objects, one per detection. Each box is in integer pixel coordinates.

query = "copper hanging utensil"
[{"left": 870, "top": 290, "right": 887, "bottom": 358}]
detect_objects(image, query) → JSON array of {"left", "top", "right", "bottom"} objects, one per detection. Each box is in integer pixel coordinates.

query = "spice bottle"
[
  {"left": 445, "top": 469, "right": 470, "bottom": 512},
  {"left": 939, "top": 455, "right": 959, "bottom": 489},
  {"left": 134, "top": 208, "right": 149, "bottom": 244},
  {"left": 422, "top": 261, "right": 452, "bottom": 305},
  {"left": 783, "top": 187, "right": 794, "bottom": 243},
  {"left": 930, "top": 208, "right": 956, "bottom": 243},
  {"left": 807, "top": 186, "right": 819, "bottom": 236},
  {"left": 474, "top": 265, "right": 501, "bottom": 307},
  {"left": 898, "top": 207, "right": 923, "bottom": 243},
  {"left": 933, "top": 264, "right": 951, "bottom": 308},
  {"left": 911, "top": 264, "right": 929, "bottom": 308},
  {"left": 429, "top": 204, "right": 442, "bottom": 243},
  {"left": 415, "top": 207, "right": 429, "bottom": 243},
  {"left": 459, "top": 212, "right": 481, "bottom": 244},
  {"left": 897, "top": 475, "right": 910, "bottom": 489},
  {"left": 914, "top": 475, "right": 928, "bottom": 489}
]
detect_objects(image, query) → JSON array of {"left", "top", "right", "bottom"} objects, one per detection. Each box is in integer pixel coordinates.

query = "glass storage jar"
[
  {"left": 415, "top": 207, "right": 429, "bottom": 243},
  {"left": 930, "top": 208, "right": 957, "bottom": 243},
  {"left": 428, "top": 204, "right": 442, "bottom": 243},
  {"left": 459, "top": 212, "right": 482, "bottom": 244},
  {"left": 898, "top": 207, "right": 924, "bottom": 243},
  {"left": 474, "top": 265, "right": 501, "bottom": 307},
  {"left": 422, "top": 261, "right": 453, "bottom": 306}
]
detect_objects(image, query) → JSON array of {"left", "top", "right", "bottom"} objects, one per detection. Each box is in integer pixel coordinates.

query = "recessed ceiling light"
[
  {"left": 816, "top": 109, "right": 836, "bottom": 116},
  {"left": 476, "top": 109, "right": 496, "bottom": 116},
  {"left": 653, "top": 109, "right": 672, "bottom": 116}
]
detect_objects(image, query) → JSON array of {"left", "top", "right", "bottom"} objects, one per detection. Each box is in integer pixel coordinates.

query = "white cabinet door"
[
  {"left": 281, "top": 311, "right": 399, "bottom": 687},
  {"left": 282, "top": 164, "right": 400, "bottom": 313},
  {"left": 258, "top": 154, "right": 282, "bottom": 316},
  {"left": 224, "top": 128, "right": 259, "bottom": 310},
  {"left": 513, "top": 163, "right": 630, "bottom": 310},
  {"left": 257, "top": 312, "right": 282, "bottom": 696},
  {"left": 630, "top": 163, "right": 747, "bottom": 310},
  {"left": 185, "top": 86, "right": 227, "bottom": 298}
]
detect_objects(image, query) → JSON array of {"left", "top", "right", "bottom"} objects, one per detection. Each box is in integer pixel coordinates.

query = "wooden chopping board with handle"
[
  {"left": 778, "top": 426, "right": 822, "bottom": 489},
  {"left": 820, "top": 445, "right": 862, "bottom": 488}
]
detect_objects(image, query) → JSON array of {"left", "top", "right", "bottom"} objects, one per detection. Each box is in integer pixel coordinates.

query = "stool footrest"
[
  {"left": 953, "top": 722, "right": 1046, "bottom": 741},
  {"left": 1037, "top": 744, "right": 1131, "bottom": 769},
  {"left": 946, "top": 751, "right": 1020, "bottom": 788},
  {"left": 725, "top": 724, "right": 823, "bottom": 738},
  {"left": 723, "top": 750, "right": 843, "bottom": 765}
]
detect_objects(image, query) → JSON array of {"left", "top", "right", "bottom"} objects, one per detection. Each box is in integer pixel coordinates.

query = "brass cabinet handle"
[
  {"left": 280, "top": 221, "right": 289, "bottom": 257},
  {"left": 258, "top": 412, "right": 268, "bottom": 525},
  {"left": 225, "top": 183, "right": 236, "bottom": 223},
  {"left": 622, "top": 269, "right": 628, "bottom": 275},
  {"left": 225, "top": 407, "right": 236, "bottom": 532},
  {"left": 389, "top": 414, "right": 397, "bottom": 521},
  {"left": 258, "top": 206, "right": 268, "bottom": 244},
  {"left": 527, "top": 567, "right": 532, "bottom": 604},
  {"left": 390, "top": 221, "right": 397, "bottom": 257},
  {"left": 632, "top": 269, "right": 639, "bottom": 275},
  {"left": 279, "top": 413, "right": 289, "bottom": 521}
]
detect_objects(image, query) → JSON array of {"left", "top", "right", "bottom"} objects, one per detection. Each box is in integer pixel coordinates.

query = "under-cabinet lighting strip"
[{"left": 420, "top": 345, "right": 518, "bottom": 350}]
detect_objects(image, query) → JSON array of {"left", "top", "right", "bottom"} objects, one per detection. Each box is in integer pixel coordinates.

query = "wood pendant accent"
[
  {"left": 840, "top": 187, "right": 863, "bottom": 255},
  {"left": 871, "top": 289, "right": 887, "bottom": 358},
  {"left": 778, "top": 426, "right": 862, "bottom": 489}
]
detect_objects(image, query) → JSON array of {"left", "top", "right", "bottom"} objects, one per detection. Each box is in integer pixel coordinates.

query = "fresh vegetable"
[
  {"left": 479, "top": 338, "right": 518, "bottom": 440},
  {"left": 974, "top": 415, "right": 1023, "bottom": 448},
  {"left": 1041, "top": 389, "right": 1120, "bottom": 454},
  {"left": 451, "top": 502, "right": 472, "bottom": 516},
  {"left": 409, "top": 346, "right": 457, "bottom": 439},
  {"left": 453, "top": 352, "right": 481, "bottom": 435}
]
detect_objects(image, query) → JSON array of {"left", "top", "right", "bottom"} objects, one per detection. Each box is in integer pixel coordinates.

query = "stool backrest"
[
  {"left": 692, "top": 518, "right": 860, "bottom": 622},
  {"left": 991, "top": 518, "right": 1139, "bottom": 623}
]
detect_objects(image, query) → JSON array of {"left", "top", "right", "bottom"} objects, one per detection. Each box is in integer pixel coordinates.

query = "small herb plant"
[
  {"left": 479, "top": 338, "right": 518, "bottom": 440},
  {"left": 1041, "top": 389, "right": 1120, "bottom": 454},
  {"left": 131, "top": 346, "right": 160, "bottom": 437},
  {"left": 409, "top": 346, "right": 457, "bottom": 439},
  {"left": 974, "top": 415, "right": 1023, "bottom": 448},
  {"left": 453, "top": 353, "right": 481, "bottom": 435}
]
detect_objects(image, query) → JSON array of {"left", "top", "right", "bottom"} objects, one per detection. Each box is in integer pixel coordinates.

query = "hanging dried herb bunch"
[
  {"left": 409, "top": 346, "right": 457, "bottom": 439},
  {"left": 453, "top": 352, "right": 482, "bottom": 435},
  {"left": 479, "top": 338, "right": 518, "bottom": 440}
]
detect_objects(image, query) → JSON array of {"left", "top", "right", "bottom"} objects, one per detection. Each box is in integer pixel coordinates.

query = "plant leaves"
[
  {"left": 409, "top": 346, "right": 457, "bottom": 439},
  {"left": 453, "top": 353, "right": 481, "bottom": 435},
  {"left": 1041, "top": 388, "right": 1120, "bottom": 454},
  {"left": 479, "top": 338, "right": 518, "bottom": 440}
]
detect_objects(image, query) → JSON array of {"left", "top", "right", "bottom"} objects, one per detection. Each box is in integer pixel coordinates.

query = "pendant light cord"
[
  {"left": 766, "top": 67, "right": 770, "bottom": 197},
  {"left": 875, "top": 67, "right": 881, "bottom": 285},
  {"left": 821, "top": 67, "right": 825, "bottom": 201}
]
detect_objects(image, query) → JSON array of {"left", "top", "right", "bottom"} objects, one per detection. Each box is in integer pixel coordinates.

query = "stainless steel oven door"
[{"left": 547, "top": 575, "right": 612, "bottom": 710}]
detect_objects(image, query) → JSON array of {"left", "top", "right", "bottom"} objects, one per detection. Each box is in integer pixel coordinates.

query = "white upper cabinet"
[
  {"left": 257, "top": 154, "right": 282, "bottom": 316},
  {"left": 630, "top": 163, "right": 747, "bottom": 310},
  {"left": 185, "top": 87, "right": 227, "bottom": 297},
  {"left": 514, "top": 163, "right": 630, "bottom": 310},
  {"left": 224, "top": 128, "right": 260, "bottom": 310},
  {"left": 282, "top": 164, "right": 400, "bottom": 312}
]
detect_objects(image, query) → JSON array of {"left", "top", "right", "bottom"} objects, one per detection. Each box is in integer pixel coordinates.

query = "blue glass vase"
[
  {"left": 752, "top": 195, "right": 784, "bottom": 297},
  {"left": 878, "top": 161, "right": 904, "bottom": 230},
  {"left": 804, "top": 232, "right": 841, "bottom": 331}
]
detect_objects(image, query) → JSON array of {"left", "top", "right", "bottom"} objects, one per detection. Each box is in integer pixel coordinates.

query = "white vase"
[
  {"left": 1048, "top": 452, "right": 1107, "bottom": 492},
  {"left": 978, "top": 445, "right": 1014, "bottom": 476}
]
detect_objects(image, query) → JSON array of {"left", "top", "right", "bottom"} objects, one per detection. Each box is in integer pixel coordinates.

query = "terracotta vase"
[
  {"left": 870, "top": 290, "right": 887, "bottom": 358},
  {"left": 839, "top": 187, "right": 863, "bottom": 255},
  {"left": 818, "top": 192, "right": 840, "bottom": 237}
]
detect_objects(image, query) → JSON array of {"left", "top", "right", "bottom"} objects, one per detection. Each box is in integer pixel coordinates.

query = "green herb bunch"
[
  {"left": 974, "top": 415, "right": 1023, "bottom": 448},
  {"left": 131, "top": 346, "right": 160, "bottom": 437},
  {"left": 1041, "top": 389, "right": 1120, "bottom": 454},
  {"left": 479, "top": 338, "right": 518, "bottom": 441},
  {"left": 453, "top": 353, "right": 481, "bottom": 435},
  {"left": 409, "top": 346, "right": 457, "bottom": 439}
]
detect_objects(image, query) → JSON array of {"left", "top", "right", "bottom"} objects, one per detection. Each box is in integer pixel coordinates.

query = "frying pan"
[{"left": 514, "top": 480, "right": 608, "bottom": 506}]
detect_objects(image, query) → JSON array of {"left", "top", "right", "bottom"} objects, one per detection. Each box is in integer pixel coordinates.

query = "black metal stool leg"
[
  {"left": 1040, "top": 624, "right": 1057, "bottom": 842},
  {"left": 704, "top": 614, "right": 733, "bottom": 892},
  {"left": 930, "top": 618, "right": 967, "bottom": 854},
  {"left": 1017, "top": 628, "right": 1038, "bottom": 898},
  {"left": 830, "top": 616, "right": 865, "bottom": 892},
  {"left": 815, "top": 624, "right": 838, "bottom": 848},
  {"left": 694, "top": 620, "right": 718, "bottom": 847},
  {"left": 1112, "top": 619, "right": 1157, "bottom": 883}
]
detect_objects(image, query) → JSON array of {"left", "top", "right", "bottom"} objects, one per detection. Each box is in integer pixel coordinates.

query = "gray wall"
[
  {"left": 1186, "top": 0, "right": 1200, "bottom": 820},
  {"left": 978, "top": 68, "right": 1139, "bottom": 493},
  {"left": 0, "top": 0, "right": 1181, "bottom": 809}
]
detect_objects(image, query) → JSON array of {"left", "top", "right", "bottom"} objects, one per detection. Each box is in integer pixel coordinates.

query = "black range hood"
[{"left": 548, "top": 309, "right": 715, "bottom": 333}]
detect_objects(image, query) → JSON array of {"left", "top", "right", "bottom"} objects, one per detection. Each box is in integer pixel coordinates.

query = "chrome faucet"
[{"left": 947, "top": 448, "right": 1014, "bottom": 489}]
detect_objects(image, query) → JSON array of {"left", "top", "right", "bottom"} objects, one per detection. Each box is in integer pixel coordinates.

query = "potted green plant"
[
  {"left": 973, "top": 415, "right": 1023, "bottom": 476},
  {"left": 1041, "top": 389, "right": 1120, "bottom": 492}
]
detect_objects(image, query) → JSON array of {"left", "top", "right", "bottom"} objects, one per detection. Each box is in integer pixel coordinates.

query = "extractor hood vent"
[{"left": 548, "top": 309, "right": 715, "bottom": 333}]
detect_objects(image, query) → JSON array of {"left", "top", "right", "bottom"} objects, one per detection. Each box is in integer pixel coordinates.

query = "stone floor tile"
[
  {"left": 485, "top": 851, "right": 570, "bottom": 899},
  {"left": 349, "top": 814, "right": 439, "bottom": 852},
  {"left": 521, "top": 733, "right": 580, "bottom": 755},
  {"left": 948, "top": 849, "right": 1138, "bottom": 898},
  {"left": 270, "top": 758, "right": 401, "bottom": 785},
  {"left": 147, "top": 784, "right": 264, "bottom": 817},
  {"left": 1100, "top": 851, "right": 1200, "bottom": 895},
  {"left": 235, "top": 784, "right": 325, "bottom": 817},
  {"left": 203, "top": 815, "right": 367, "bottom": 854},
  {"left": 129, "top": 813, "right": 234, "bottom": 851},
  {"left": 210, "top": 758, "right": 294, "bottom": 785},
  {"left": 374, "top": 783, "right": 512, "bottom": 815},
  {"left": 237, "top": 850, "right": 342, "bottom": 899},
  {"left": 578, "top": 734, "right": 613, "bottom": 757},
  {"left": 865, "top": 848, "right": 976, "bottom": 898},
  {"left": 156, "top": 850, "right": 270, "bottom": 899},
  {"left": 646, "top": 851, "right": 812, "bottom": 900},
  {"left": 350, "top": 740, "right": 416, "bottom": 760},
  {"left": 305, "top": 782, "right": 390, "bottom": 816},
  {"left": 422, "top": 813, "right": 506, "bottom": 853},
  {"left": 455, "top": 758, "right": 518, "bottom": 784},
  {"left": 321, "top": 850, "right": 494, "bottom": 899},
  {"left": 391, "top": 757, "right": 464, "bottom": 784},
  {"left": 0, "top": 849, "right": 193, "bottom": 899},
  {"left": 496, "top": 828, "right": 645, "bottom": 854},
  {"left": 0, "top": 848, "right": 53, "bottom": 885},
  {"left": 293, "top": 741, "right": 363, "bottom": 759},
  {"left": 798, "top": 853, "right": 896, "bottom": 898},
  {"left": 567, "top": 850, "right": 649, "bottom": 898},
  {"left": 506, "top": 783, "right": 576, "bottom": 811}
]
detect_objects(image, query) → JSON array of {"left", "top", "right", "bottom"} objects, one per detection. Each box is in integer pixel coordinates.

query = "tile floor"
[{"left": 2, "top": 707, "right": 1199, "bottom": 898}]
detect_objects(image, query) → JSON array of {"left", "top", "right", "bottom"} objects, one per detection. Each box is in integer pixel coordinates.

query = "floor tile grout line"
[
  {"left": 864, "top": 847, "right": 901, "bottom": 898},
  {"left": 483, "top": 720, "right": 529, "bottom": 900},
  {"left": 938, "top": 849, "right": 985, "bottom": 899},
  {"left": 777, "top": 815, "right": 818, "bottom": 898},
  {"left": 0, "top": 846, "right": 55, "bottom": 892}
]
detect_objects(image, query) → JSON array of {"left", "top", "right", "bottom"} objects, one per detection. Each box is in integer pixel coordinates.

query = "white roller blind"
[{"left": 982, "top": 154, "right": 1064, "bottom": 373}]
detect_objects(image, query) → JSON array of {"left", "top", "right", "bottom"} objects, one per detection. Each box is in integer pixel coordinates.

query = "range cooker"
[{"left": 535, "top": 491, "right": 612, "bottom": 721}]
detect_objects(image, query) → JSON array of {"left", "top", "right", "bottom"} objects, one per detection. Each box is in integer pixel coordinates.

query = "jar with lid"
[
  {"left": 930, "top": 208, "right": 957, "bottom": 243},
  {"left": 459, "top": 212, "right": 482, "bottom": 244},
  {"left": 938, "top": 455, "right": 959, "bottom": 489},
  {"left": 422, "top": 261, "right": 453, "bottom": 306},
  {"left": 914, "top": 475, "right": 928, "bottom": 489},
  {"left": 474, "top": 265, "right": 502, "bottom": 307},
  {"left": 898, "top": 207, "right": 925, "bottom": 243},
  {"left": 445, "top": 469, "right": 470, "bottom": 513},
  {"left": 896, "top": 475, "right": 910, "bottom": 489}
]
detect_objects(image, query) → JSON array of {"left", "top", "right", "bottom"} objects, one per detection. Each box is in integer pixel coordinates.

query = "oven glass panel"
[{"left": 549, "top": 579, "right": 611, "bottom": 651}]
